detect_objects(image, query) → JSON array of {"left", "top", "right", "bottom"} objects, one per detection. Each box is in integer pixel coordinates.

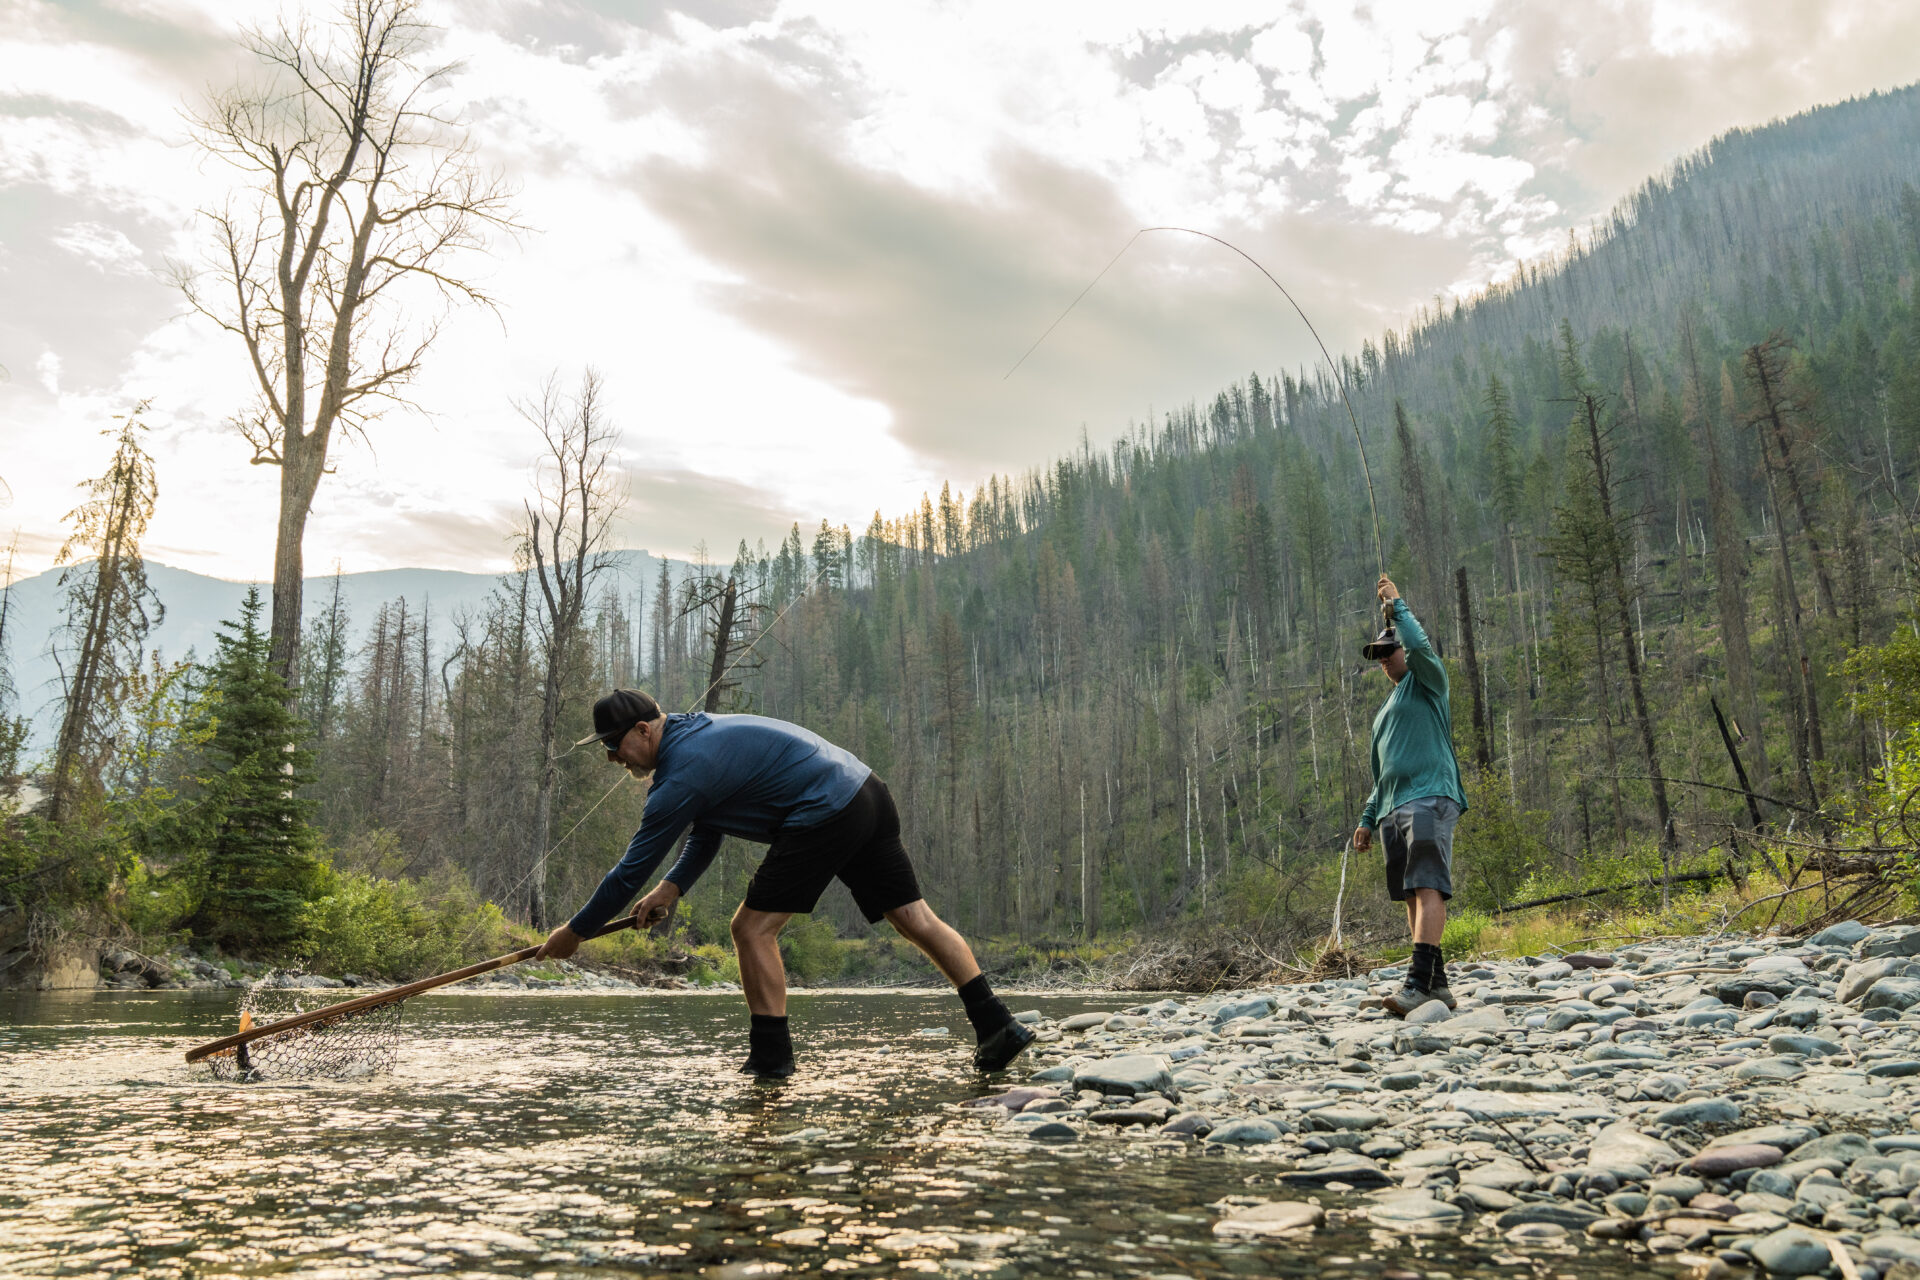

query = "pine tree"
[{"left": 188, "top": 587, "right": 322, "bottom": 952}]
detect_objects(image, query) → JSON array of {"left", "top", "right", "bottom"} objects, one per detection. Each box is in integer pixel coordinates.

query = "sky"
[{"left": 3, "top": 0, "right": 1919, "bottom": 583}]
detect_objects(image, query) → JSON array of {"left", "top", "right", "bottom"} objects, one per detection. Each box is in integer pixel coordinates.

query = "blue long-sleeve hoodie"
[{"left": 567, "top": 712, "right": 870, "bottom": 937}]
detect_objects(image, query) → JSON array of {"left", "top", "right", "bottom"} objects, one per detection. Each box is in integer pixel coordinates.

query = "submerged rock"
[{"left": 1212, "top": 1201, "right": 1323, "bottom": 1237}]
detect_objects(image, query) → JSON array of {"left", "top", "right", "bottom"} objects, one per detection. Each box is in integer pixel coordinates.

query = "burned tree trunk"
[{"left": 1455, "top": 566, "right": 1492, "bottom": 772}]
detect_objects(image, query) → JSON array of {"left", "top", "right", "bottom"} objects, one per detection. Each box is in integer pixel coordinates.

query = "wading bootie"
[
  {"left": 741, "top": 1012, "right": 796, "bottom": 1078},
  {"left": 1384, "top": 943, "right": 1453, "bottom": 1017},
  {"left": 959, "top": 974, "right": 1034, "bottom": 1072}
]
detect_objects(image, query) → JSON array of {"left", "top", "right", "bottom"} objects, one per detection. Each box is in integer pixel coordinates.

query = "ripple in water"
[{"left": 0, "top": 988, "right": 1676, "bottom": 1278}]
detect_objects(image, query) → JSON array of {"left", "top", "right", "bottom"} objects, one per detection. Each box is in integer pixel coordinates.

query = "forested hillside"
[{"left": 9, "top": 85, "right": 1920, "bottom": 973}]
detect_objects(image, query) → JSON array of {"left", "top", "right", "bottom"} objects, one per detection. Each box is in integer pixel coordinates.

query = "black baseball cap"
[
  {"left": 1361, "top": 626, "right": 1402, "bottom": 661},
  {"left": 574, "top": 689, "right": 663, "bottom": 749}
]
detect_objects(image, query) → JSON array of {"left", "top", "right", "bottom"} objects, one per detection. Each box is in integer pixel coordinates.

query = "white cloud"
[
  {"left": 51, "top": 222, "right": 145, "bottom": 274},
  {"left": 3, "top": 0, "right": 1918, "bottom": 581}
]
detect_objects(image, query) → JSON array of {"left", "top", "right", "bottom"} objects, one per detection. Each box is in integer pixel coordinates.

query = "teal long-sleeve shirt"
[{"left": 1358, "top": 598, "right": 1467, "bottom": 830}]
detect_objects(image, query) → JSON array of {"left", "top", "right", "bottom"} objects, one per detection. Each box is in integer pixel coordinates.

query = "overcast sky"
[{"left": 4, "top": 0, "right": 1919, "bottom": 583}]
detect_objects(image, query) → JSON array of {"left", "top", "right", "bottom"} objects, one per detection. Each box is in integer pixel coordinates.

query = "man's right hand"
[
  {"left": 631, "top": 881, "right": 682, "bottom": 928},
  {"left": 1353, "top": 826, "right": 1373, "bottom": 852}
]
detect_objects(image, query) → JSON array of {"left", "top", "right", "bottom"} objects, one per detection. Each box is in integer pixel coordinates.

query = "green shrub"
[
  {"left": 1440, "top": 907, "right": 1491, "bottom": 957},
  {"left": 778, "top": 914, "right": 845, "bottom": 984},
  {"left": 124, "top": 856, "right": 195, "bottom": 938},
  {"left": 690, "top": 942, "right": 740, "bottom": 984},
  {"left": 295, "top": 863, "right": 510, "bottom": 978}
]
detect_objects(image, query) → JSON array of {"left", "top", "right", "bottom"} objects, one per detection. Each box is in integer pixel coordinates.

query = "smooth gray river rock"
[
  {"left": 1206, "top": 996, "right": 1274, "bottom": 1024},
  {"left": 1072, "top": 1054, "right": 1175, "bottom": 1097},
  {"left": 1309, "top": 1106, "right": 1384, "bottom": 1132},
  {"left": 1749, "top": 1226, "right": 1835, "bottom": 1275},
  {"left": 1863, "top": 927, "right": 1920, "bottom": 959},
  {"left": 1367, "top": 1191, "right": 1465, "bottom": 1228},
  {"left": 1207, "top": 1117, "right": 1281, "bottom": 1145},
  {"left": 1839, "top": 957, "right": 1920, "bottom": 1003},
  {"left": 1686, "top": 1144, "right": 1784, "bottom": 1176},
  {"left": 1277, "top": 1154, "right": 1392, "bottom": 1189},
  {"left": 1158, "top": 1111, "right": 1213, "bottom": 1137},
  {"left": 1864, "top": 976, "right": 1920, "bottom": 1011},
  {"left": 1590, "top": 1123, "right": 1681, "bottom": 1171},
  {"left": 1792, "top": 1131, "right": 1875, "bottom": 1164},
  {"left": 1655, "top": 1098, "right": 1740, "bottom": 1128},
  {"left": 1735, "top": 1057, "right": 1805, "bottom": 1082},
  {"left": 1494, "top": 1202, "right": 1601, "bottom": 1231},
  {"left": 1811, "top": 921, "right": 1873, "bottom": 946},
  {"left": 1211, "top": 1200, "right": 1323, "bottom": 1237},
  {"left": 1767, "top": 1032, "right": 1843, "bottom": 1056},
  {"left": 1709, "top": 1123, "right": 1820, "bottom": 1152}
]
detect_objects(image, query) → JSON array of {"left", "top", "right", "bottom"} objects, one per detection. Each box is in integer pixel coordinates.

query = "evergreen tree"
[{"left": 187, "top": 587, "right": 323, "bottom": 951}]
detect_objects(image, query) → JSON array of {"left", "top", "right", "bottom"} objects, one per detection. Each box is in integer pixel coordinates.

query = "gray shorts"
[{"left": 1381, "top": 796, "right": 1460, "bottom": 901}]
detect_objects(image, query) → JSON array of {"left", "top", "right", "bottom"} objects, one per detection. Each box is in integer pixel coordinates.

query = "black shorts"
[{"left": 742, "top": 774, "right": 923, "bottom": 922}]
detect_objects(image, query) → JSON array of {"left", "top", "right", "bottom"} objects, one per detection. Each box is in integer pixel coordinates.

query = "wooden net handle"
[{"left": 184, "top": 917, "right": 639, "bottom": 1063}]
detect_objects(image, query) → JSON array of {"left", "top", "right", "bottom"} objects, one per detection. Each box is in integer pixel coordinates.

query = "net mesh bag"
[{"left": 200, "top": 971, "right": 407, "bottom": 1082}]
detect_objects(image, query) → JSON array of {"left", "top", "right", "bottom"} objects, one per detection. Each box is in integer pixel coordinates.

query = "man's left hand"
[
  {"left": 1377, "top": 574, "right": 1401, "bottom": 604},
  {"left": 632, "top": 881, "right": 682, "bottom": 929},
  {"left": 537, "top": 923, "right": 582, "bottom": 961}
]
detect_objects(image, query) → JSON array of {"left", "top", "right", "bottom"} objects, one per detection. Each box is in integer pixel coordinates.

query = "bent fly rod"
[{"left": 1004, "top": 225, "right": 1386, "bottom": 581}]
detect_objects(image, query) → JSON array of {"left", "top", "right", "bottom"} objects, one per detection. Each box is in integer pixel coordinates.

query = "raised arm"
[
  {"left": 1378, "top": 575, "right": 1446, "bottom": 696},
  {"left": 1392, "top": 598, "right": 1448, "bottom": 694}
]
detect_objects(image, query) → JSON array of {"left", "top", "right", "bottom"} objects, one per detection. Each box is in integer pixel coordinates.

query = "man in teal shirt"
[{"left": 1352, "top": 575, "right": 1468, "bottom": 1016}]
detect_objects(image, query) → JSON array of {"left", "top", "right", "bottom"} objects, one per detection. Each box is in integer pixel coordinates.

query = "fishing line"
[
  {"left": 681, "top": 566, "right": 830, "bottom": 715},
  {"left": 1004, "top": 225, "right": 1385, "bottom": 577}
]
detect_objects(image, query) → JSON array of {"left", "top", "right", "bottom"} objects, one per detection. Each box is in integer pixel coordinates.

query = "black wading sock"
[
  {"left": 957, "top": 974, "right": 1013, "bottom": 1042},
  {"left": 744, "top": 1012, "right": 794, "bottom": 1075},
  {"left": 1410, "top": 943, "right": 1445, "bottom": 992}
]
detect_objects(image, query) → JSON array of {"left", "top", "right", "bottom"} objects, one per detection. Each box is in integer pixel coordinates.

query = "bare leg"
[
  {"left": 731, "top": 905, "right": 793, "bottom": 1016},
  {"left": 1410, "top": 889, "right": 1446, "bottom": 946},
  {"left": 882, "top": 899, "right": 981, "bottom": 988}
]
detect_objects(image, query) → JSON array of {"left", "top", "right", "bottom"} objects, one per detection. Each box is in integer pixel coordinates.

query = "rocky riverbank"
[{"left": 968, "top": 922, "right": 1920, "bottom": 1279}]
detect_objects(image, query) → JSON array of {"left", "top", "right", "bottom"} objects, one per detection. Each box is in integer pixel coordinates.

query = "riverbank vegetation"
[{"left": 7, "top": 77, "right": 1920, "bottom": 988}]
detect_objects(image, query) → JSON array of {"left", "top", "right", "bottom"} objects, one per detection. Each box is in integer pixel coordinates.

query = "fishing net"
[{"left": 199, "top": 972, "right": 407, "bottom": 1082}]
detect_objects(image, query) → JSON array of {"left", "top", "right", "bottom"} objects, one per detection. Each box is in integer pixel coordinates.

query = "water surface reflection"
[{"left": 1, "top": 989, "right": 1677, "bottom": 1278}]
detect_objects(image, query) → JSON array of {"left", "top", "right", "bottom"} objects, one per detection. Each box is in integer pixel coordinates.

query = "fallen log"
[{"left": 1494, "top": 869, "right": 1717, "bottom": 915}]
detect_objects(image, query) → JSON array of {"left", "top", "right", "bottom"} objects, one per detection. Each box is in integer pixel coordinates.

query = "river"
[{"left": 1, "top": 988, "right": 1676, "bottom": 1278}]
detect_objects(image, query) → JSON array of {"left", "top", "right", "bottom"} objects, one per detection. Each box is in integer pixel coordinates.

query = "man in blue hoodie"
[
  {"left": 1352, "top": 575, "right": 1469, "bottom": 1016},
  {"left": 535, "top": 689, "right": 1034, "bottom": 1078}
]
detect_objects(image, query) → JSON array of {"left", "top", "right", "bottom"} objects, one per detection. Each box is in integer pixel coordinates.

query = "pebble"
[{"left": 986, "top": 922, "right": 1920, "bottom": 1268}]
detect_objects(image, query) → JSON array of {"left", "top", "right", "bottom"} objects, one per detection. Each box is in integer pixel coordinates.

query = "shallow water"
[{"left": 1, "top": 988, "right": 1678, "bottom": 1279}]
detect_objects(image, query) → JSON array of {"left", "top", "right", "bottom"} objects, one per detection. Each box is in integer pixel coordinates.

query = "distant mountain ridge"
[{"left": 0, "top": 551, "right": 687, "bottom": 749}]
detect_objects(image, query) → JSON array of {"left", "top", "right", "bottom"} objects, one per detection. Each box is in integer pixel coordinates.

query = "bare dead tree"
[
  {"left": 520, "top": 370, "right": 621, "bottom": 929},
  {"left": 175, "top": 0, "right": 517, "bottom": 697},
  {"left": 48, "top": 405, "right": 163, "bottom": 822}
]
